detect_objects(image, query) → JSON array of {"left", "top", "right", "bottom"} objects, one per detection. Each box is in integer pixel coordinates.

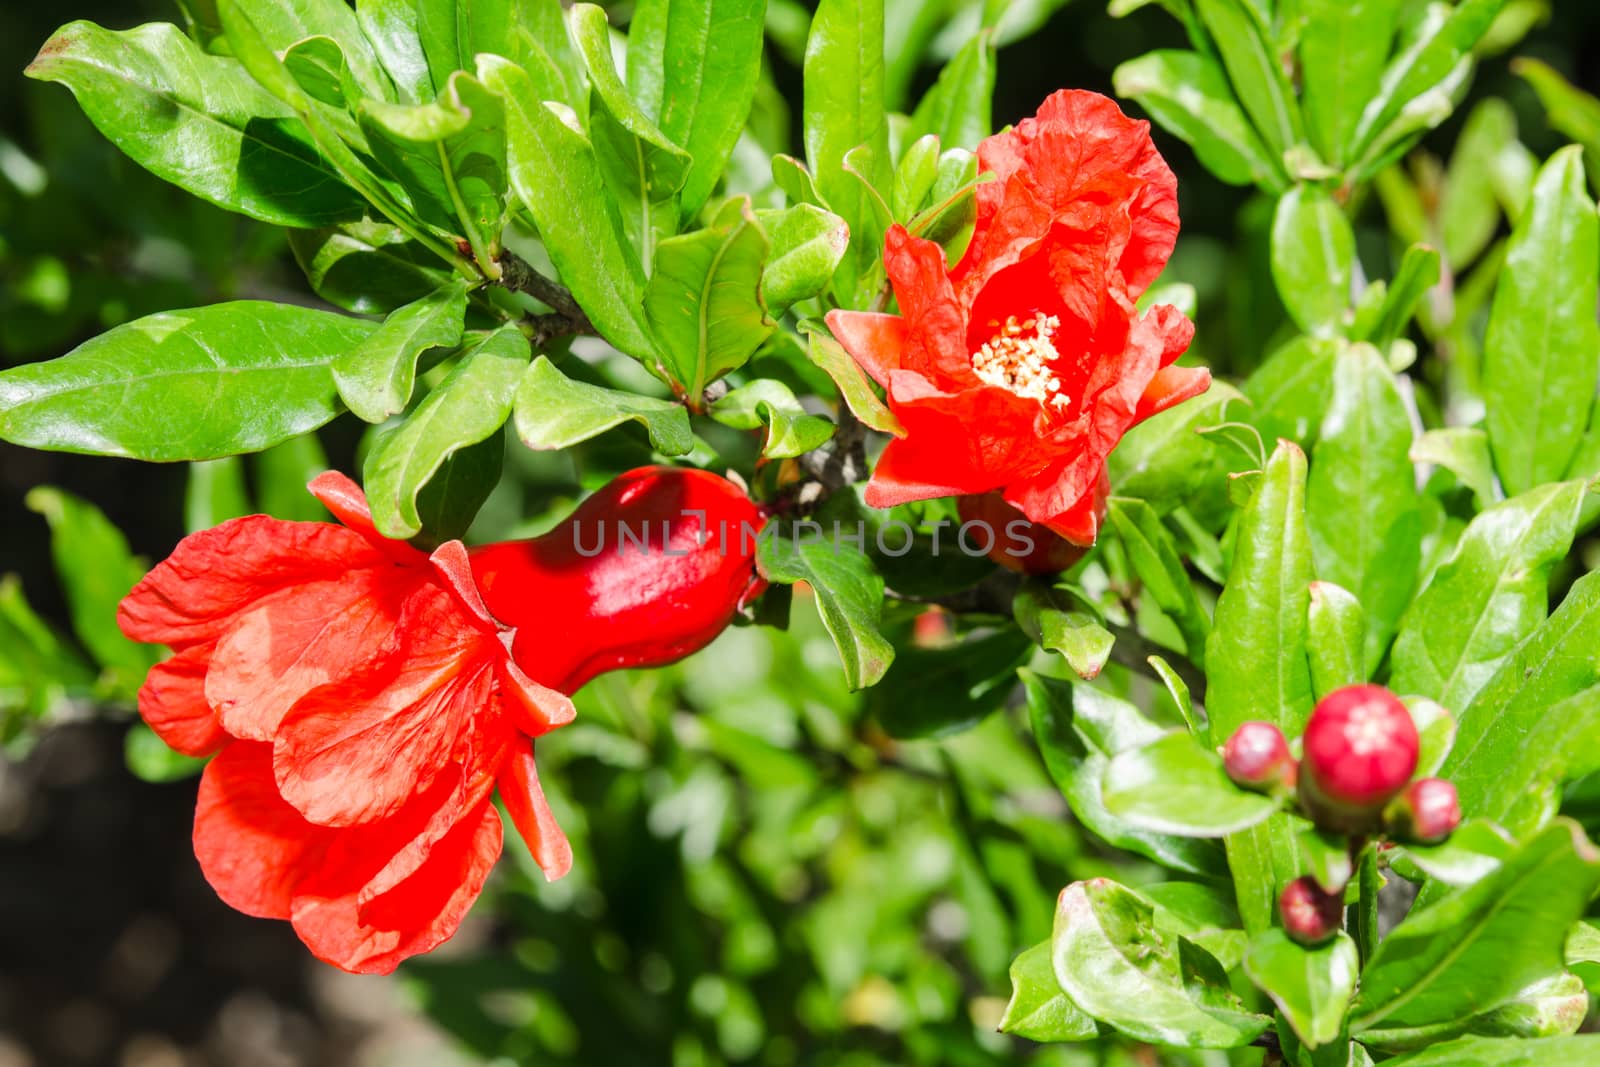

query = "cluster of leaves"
[{"left": 3, "top": 0, "right": 1600, "bottom": 1063}]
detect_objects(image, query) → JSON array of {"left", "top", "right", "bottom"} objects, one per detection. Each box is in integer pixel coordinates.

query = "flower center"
[
  {"left": 971, "top": 314, "right": 1069, "bottom": 408},
  {"left": 1344, "top": 704, "right": 1391, "bottom": 756}
]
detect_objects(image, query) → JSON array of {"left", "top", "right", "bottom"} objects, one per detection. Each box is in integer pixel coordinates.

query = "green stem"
[
  {"left": 1352, "top": 844, "right": 1380, "bottom": 965},
  {"left": 438, "top": 142, "right": 499, "bottom": 279}
]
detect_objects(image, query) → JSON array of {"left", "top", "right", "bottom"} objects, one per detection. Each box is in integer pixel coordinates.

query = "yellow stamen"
[{"left": 971, "top": 314, "right": 1069, "bottom": 408}]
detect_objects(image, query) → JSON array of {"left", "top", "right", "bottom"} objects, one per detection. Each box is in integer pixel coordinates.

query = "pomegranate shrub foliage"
[{"left": 3, "top": 0, "right": 1600, "bottom": 1062}]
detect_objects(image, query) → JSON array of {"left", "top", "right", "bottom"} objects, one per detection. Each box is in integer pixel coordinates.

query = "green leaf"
[
  {"left": 1390, "top": 480, "right": 1585, "bottom": 714},
  {"left": 25, "top": 21, "right": 363, "bottom": 227},
  {"left": 1307, "top": 343, "right": 1421, "bottom": 672},
  {"left": 1298, "top": 826, "right": 1354, "bottom": 893},
  {"left": 1381, "top": 1036, "right": 1600, "bottom": 1067},
  {"left": 415, "top": 0, "right": 516, "bottom": 95},
  {"left": 626, "top": 0, "right": 766, "bottom": 218},
  {"left": 411, "top": 430, "right": 504, "bottom": 544},
  {"left": 569, "top": 3, "right": 690, "bottom": 252},
  {"left": 1242, "top": 336, "right": 1340, "bottom": 450},
  {"left": 1206, "top": 441, "right": 1315, "bottom": 933},
  {"left": 482, "top": 55, "right": 656, "bottom": 362},
  {"left": 805, "top": 331, "right": 903, "bottom": 435},
  {"left": 758, "top": 528, "right": 893, "bottom": 690},
  {"left": 869, "top": 628, "right": 1030, "bottom": 738},
  {"left": 513, "top": 356, "right": 692, "bottom": 455},
  {"left": 1272, "top": 186, "right": 1356, "bottom": 336},
  {"left": 356, "top": 0, "right": 433, "bottom": 104},
  {"left": 1392, "top": 818, "right": 1516, "bottom": 886},
  {"left": 1300, "top": 0, "right": 1402, "bottom": 166},
  {"left": 1107, "top": 498, "right": 1210, "bottom": 659},
  {"left": 1308, "top": 581, "right": 1366, "bottom": 696},
  {"left": 362, "top": 326, "right": 528, "bottom": 540},
  {"left": 710, "top": 380, "right": 834, "bottom": 459},
  {"left": 289, "top": 224, "right": 451, "bottom": 315},
  {"left": 1023, "top": 671, "right": 1227, "bottom": 877},
  {"left": 1442, "top": 101, "right": 1517, "bottom": 270},
  {"left": 360, "top": 73, "right": 509, "bottom": 268},
  {"left": 25, "top": 488, "right": 156, "bottom": 681},
  {"left": 226, "top": 0, "right": 390, "bottom": 98},
  {"left": 646, "top": 200, "right": 775, "bottom": 396},
  {"left": 1351, "top": 819, "right": 1600, "bottom": 1049},
  {"left": 1515, "top": 58, "right": 1600, "bottom": 163},
  {"left": 1103, "top": 732, "right": 1281, "bottom": 837},
  {"left": 1193, "top": 0, "right": 1303, "bottom": 153},
  {"left": 334, "top": 280, "right": 469, "bottom": 423},
  {"left": 1369, "top": 243, "right": 1443, "bottom": 348},
  {"left": 1113, "top": 50, "right": 1285, "bottom": 190},
  {"left": 1349, "top": 0, "right": 1507, "bottom": 167},
  {"left": 125, "top": 722, "right": 207, "bottom": 783},
  {"left": 1442, "top": 570, "right": 1600, "bottom": 839},
  {"left": 759, "top": 205, "right": 850, "bottom": 313},
  {"left": 1412, "top": 427, "right": 1498, "bottom": 510},
  {"left": 999, "top": 941, "right": 1098, "bottom": 1042},
  {"left": 1013, "top": 586, "right": 1115, "bottom": 681},
  {"left": 1051, "top": 879, "right": 1272, "bottom": 1048},
  {"left": 185, "top": 458, "right": 252, "bottom": 533},
  {"left": 1482, "top": 147, "right": 1599, "bottom": 497},
  {"left": 1108, "top": 382, "right": 1250, "bottom": 507},
  {"left": 907, "top": 29, "right": 994, "bottom": 150},
  {"left": 1244, "top": 928, "right": 1359, "bottom": 1048},
  {"left": 0, "top": 576, "right": 95, "bottom": 743},
  {"left": 1404, "top": 695, "right": 1457, "bottom": 777},
  {"left": 803, "top": 0, "right": 890, "bottom": 296},
  {"left": 0, "top": 302, "right": 374, "bottom": 461}
]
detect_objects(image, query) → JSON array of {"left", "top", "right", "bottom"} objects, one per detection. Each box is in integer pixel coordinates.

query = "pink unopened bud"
[
  {"left": 1223, "top": 721, "right": 1296, "bottom": 792},
  {"left": 1386, "top": 777, "right": 1461, "bottom": 844},
  {"left": 1279, "top": 876, "right": 1344, "bottom": 946},
  {"left": 1300, "top": 684, "right": 1418, "bottom": 831}
]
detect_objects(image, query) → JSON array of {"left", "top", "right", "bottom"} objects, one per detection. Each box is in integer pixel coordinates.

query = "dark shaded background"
[{"left": 3, "top": 2, "right": 1599, "bottom": 1065}]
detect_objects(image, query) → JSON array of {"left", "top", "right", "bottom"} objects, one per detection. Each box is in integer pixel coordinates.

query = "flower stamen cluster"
[{"left": 970, "top": 314, "right": 1070, "bottom": 408}]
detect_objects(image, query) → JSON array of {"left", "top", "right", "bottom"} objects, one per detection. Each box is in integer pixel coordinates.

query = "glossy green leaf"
[
  {"left": 1515, "top": 58, "right": 1600, "bottom": 162},
  {"left": 411, "top": 430, "right": 504, "bottom": 544},
  {"left": 1482, "top": 146, "right": 1599, "bottom": 496},
  {"left": 335, "top": 280, "right": 469, "bottom": 423},
  {"left": 357, "top": 0, "right": 433, "bottom": 104},
  {"left": 1392, "top": 819, "right": 1516, "bottom": 886},
  {"left": 646, "top": 200, "right": 775, "bottom": 396},
  {"left": 282, "top": 36, "right": 361, "bottom": 110},
  {"left": 1107, "top": 382, "right": 1249, "bottom": 507},
  {"left": 1272, "top": 186, "right": 1356, "bottom": 336},
  {"left": 1307, "top": 343, "right": 1421, "bottom": 672},
  {"left": 570, "top": 3, "right": 690, "bottom": 252},
  {"left": 627, "top": 0, "right": 766, "bottom": 217},
  {"left": 891, "top": 134, "right": 940, "bottom": 220},
  {"left": 1308, "top": 581, "right": 1366, "bottom": 696},
  {"left": 1567, "top": 921, "right": 1600, "bottom": 994},
  {"left": 1369, "top": 243, "right": 1443, "bottom": 347},
  {"left": 1103, "top": 732, "right": 1281, "bottom": 837},
  {"left": 1300, "top": 0, "right": 1402, "bottom": 166},
  {"left": 869, "top": 628, "right": 1030, "bottom": 738},
  {"left": 484, "top": 57, "right": 655, "bottom": 361},
  {"left": 758, "top": 528, "right": 893, "bottom": 691},
  {"left": 1442, "top": 571, "right": 1600, "bottom": 839},
  {"left": 805, "top": 331, "right": 903, "bottom": 435},
  {"left": 1298, "top": 826, "right": 1354, "bottom": 893},
  {"left": 289, "top": 224, "right": 451, "bottom": 315},
  {"left": 1412, "top": 427, "right": 1498, "bottom": 510},
  {"left": 363, "top": 326, "right": 528, "bottom": 540},
  {"left": 1400, "top": 695, "right": 1456, "bottom": 778},
  {"left": 1349, "top": 0, "right": 1507, "bottom": 165},
  {"left": 1467, "top": 972, "right": 1588, "bottom": 1041},
  {"left": 1245, "top": 928, "right": 1359, "bottom": 1048},
  {"left": 514, "top": 355, "right": 692, "bottom": 455},
  {"left": 25, "top": 488, "right": 156, "bottom": 680},
  {"left": 1023, "top": 671, "right": 1227, "bottom": 878},
  {"left": 1242, "top": 336, "right": 1339, "bottom": 450},
  {"left": 185, "top": 458, "right": 252, "bottom": 533},
  {"left": 999, "top": 941, "right": 1098, "bottom": 1042},
  {"left": 1382, "top": 1036, "right": 1600, "bottom": 1067},
  {"left": 1193, "top": 0, "right": 1303, "bottom": 153},
  {"left": 1390, "top": 480, "right": 1585, "bottom": 714},
  {"left": 125, "top": 723, "right": 208, "bottom": 783},
  {"left": 415, "top": 0, "right": 516, "bottom": 95},
  {"left": 759, "top": 205, "right": 849, "bottom": 312},
  {"left": 1107, "top": 497, "right": 1209, "bottom": 659},
  {"left": 1207, "top": 441, "right": 1315, "bottom": 932},
  {"left": 230, "top": 0, "right": 389, "bottom": 97},
  {"left": 1442, "top": 101, "right": 1517, "bottom": 270},
  {"left": 26, "top": 21, "right": 363, "bottom": 228},
  {"left": 803, "top": 0, "right": 890, "bottom": 294},
  {"left": 1113, "top": 50, "right": 1284, "bottom": 190},
  {"left": 0, "top": 302, "right": 374, "bottom": 461},
  {"left": 1351, "top": 819, "right": 1600, "bottom": 1048},
  {"left": 907, "top": 30, "right": 994, "bottom": 150},
  {"left": 711, "top": 380, "right": 834, "bottom": 459},
  {"left": 1051, "top": 879, "right": 1271, "bottom": 1048},
  {"left": 1014, "top": 586, "right": 1115, "bottom": 681}
]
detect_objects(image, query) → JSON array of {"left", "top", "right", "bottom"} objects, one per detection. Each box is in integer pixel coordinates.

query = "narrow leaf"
[{"left": 514, "top": 355, "right": 693, "bottom": 456}]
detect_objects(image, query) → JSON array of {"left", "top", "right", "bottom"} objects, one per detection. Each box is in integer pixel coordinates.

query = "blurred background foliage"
[{"left": 2, "top": 0, "right": 1600, "bottom": 1065}]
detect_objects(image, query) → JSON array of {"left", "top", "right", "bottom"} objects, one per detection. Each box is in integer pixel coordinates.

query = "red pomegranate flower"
[
  {"left": 117, "top": 472, "right": 576, "bottom": 974},
  {"left": 825, "top": 89, "right": 1209, "bottom": 544}
]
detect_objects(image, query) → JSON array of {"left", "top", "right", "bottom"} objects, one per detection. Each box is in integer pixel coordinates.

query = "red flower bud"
[
  {"left": 1222, "top": 721, "right": 1296, "bottom": 792},
  {"left": 1300, "top": 684, "right": 1418, "bottom": 831},
  {"left": 956, "top": 491, "right": 1094, "bottom": 573},
  {"left": 1386, "top": 777, "right": 1461, "bottom": 845},
  {"left": 1279, "top": 876, "right": 1344, "bottom": 946},
  {"left": 471, "top": 466, "right": 767, "bottom": 693}
]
